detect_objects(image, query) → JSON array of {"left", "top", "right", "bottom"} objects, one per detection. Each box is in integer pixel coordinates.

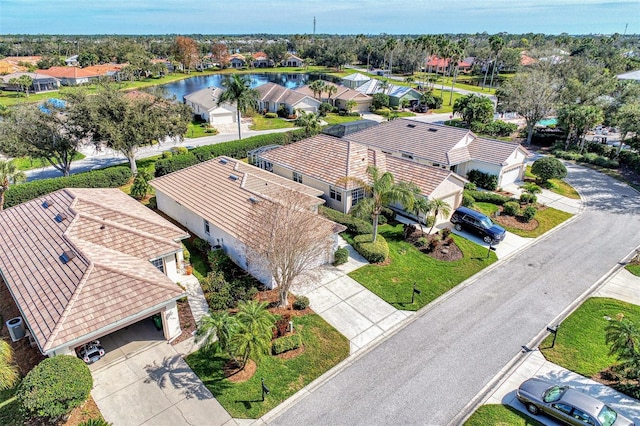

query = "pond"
[{"left": 153, "top": 73, "right": 315, "bottom": 101}]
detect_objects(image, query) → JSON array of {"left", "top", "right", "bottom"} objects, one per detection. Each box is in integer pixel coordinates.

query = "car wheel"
[
  {"left": 483, "top": 235, "right": 493, "bottom": 243},
  {"left": 454, "top": 224, "right": 462, "bottom": 231},
  {"left": 526, "top": 403, "right": 540, "bottom": 415}
]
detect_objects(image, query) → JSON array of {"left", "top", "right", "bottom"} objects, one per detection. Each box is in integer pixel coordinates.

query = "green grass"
[
  {"left": 0, "top": 387, "right": 23, "bottom": 426},
  {"left": 525, "top": 166, "right": 580, "bottom": 199},
  {"left": 465, "top": 404, "right": 544, "bottom": 426},
  {"left": 473, "top": 202, "right": 573, "bottom": 238},
  {"left": 182, "top": 239, "right": 210, "bottom": 282},
  {"left": 12, "top": 152, "right": 86, "bottom": 171},
  {"left": 348, "top": 223, "right": 497, "bottom": 310},
  {"left": 249, "top": 115, "right": 295, "bottom": 131},
  {"left": 186, "top": 313, "right": 349, "bottom": 418},
  {"left": 626, "top": 262, "right": 640, "bottom": 277},
  {"left": 186, "top": 121, "right": 219, "bottom": 138},
  {"left": 322, "top": 113, "right": 364, "bottom": 126},
  {"left": 540, "top": 297, "right": 640, "bottom": 377}
]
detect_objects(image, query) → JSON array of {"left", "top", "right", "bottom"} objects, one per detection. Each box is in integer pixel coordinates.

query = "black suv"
[{"left": 450, "top": 206, "right": 506, "bottom": 244}]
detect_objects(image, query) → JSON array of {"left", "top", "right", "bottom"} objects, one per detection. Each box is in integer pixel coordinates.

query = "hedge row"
[
  {"left": 155, "top": 129, "right": 308, "bottom": 177},
  {"left": 466, "top": 169, "right": 498, "bottom": 191},
  {"left": 318, "top": 206, "right": 373, "bottom": 235},
  {"left": 353, "top": 233, "right": 389, "bottom": 263},
  {"left": 272, "top": 334, "right": 303, "bottom": 355},
  {"left": 464, "top": 190, "right": 517, "bottom": 205},
  {"left": 553, "top": 150, "right": 620, "bottom": 169},
  {"left": 5, "top": 166, "right": 132, "bottom": 208}
]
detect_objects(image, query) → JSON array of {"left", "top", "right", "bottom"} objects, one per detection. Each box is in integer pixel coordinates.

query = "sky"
[{"left": 1, "top": 0, "right": 638, "bottom": 36}]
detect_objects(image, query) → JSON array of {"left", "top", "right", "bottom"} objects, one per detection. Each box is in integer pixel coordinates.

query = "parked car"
[
  {"left": 516, "top": 378, "right": 634, "bottom": 426},
  {"left": 76, "top": 340, "right": 105, "bottom": 364},
  {"left": 449, "top": 206, "right": 506, "bottom": 244}
]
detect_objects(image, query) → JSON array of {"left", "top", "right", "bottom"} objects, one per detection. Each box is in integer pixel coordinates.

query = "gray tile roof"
[{"left": 184, "top": 86, "right": 234, "bottom": 112}]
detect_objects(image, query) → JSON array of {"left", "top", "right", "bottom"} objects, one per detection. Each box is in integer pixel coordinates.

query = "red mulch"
[
  {"left": 170, "top": 299, "right": 197, "bottom": 346},
  {"left": 255, "top": 289, "right": 313, "bottom": 317},
  {"left": 224, "top": 359, "right": 257, "bottom": 383},
  {"left": 492, "top": 204, "right": 545, "bottom": 231},
  {"left": 403, "top": 224, "right": 463, "bottom": 262}
]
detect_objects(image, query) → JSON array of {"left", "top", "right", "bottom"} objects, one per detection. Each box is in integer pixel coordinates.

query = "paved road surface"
[{"left": 269, "top": 163, "right": 640, "bottom": 425}]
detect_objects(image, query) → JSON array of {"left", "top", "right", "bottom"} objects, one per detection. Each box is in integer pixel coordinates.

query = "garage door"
[{"left": 500, "top": 167, "right": 522, "bottom": 186}]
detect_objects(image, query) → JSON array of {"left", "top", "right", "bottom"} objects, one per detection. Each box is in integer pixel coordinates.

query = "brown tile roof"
[
  {"left": 260, "top": 134, "right": 461, "bottom": 196},
  {"left": 295, "top": 82, "right": 370, "bottom": 102},
  {"left": 150, "top": 157, "right": 330, "bottom": 244},
  {"left": 36, "top": 66, "right": 99, "bottom": 79},
  {"left": 0, "top": 188, "right": 187, "bottom": 353},
  {"left": 470, "top": 137, "right": 529, "bottom": 166},
  {"left": 256, "top": 82, "right": 312, "bottom": 107},
  {"left": 81, "top": 63, "right": 125, "bottom": 76}
]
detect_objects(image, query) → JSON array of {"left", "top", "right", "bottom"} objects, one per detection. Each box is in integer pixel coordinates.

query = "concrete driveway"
[{"left": 92, "top": 341, "right": 233, "bottom": 426}]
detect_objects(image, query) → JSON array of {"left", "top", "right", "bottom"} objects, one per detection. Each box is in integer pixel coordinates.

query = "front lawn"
[
  {"left": 625, "top": 261, "right": 640, "bottom": 277},
  {"left": 186, "top": 313, "right": 349, "bottom": 418},
  {"left": 186, "top": 121, "right": 218, "bottom": 138},
  {"left": 322, "top": 113, "right": 364, "bottom": 126},
  {"left": 348, "top": 223, "right": 496, "bottom": 310},
  {"left": 540, "top": 297, "right": 640, "bottom": 378},
  {"left": 525, "top": 166, "right": 580, "bottom": 199},
  {"left": 473, "top": 202, "right": 573, "bottom": 238},
  {"left": 465, "top": 404, "right": 543, "bottom": 426},
  {"left": 250, "top": 115, "right": 295, "bottom": 131},
  {"left": 12, "top": 152, "right": 86, "bottom": 171}
]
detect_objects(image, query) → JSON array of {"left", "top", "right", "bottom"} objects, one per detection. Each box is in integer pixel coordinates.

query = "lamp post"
[
  {"left": 547, "top": 324, "right": 560, "bottom": 348},
  {"left": 486, "top": 240, "right": 496, "bottom": 259},
  {"left": 411, "top": 282, "right": 422, "bottom": 304},
  {"left": 261, "top": 378, "right": 270, "bottom": 402}
]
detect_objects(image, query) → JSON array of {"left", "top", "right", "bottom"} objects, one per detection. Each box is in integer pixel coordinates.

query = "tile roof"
[
  {"left": 150, "top": 157, "right": 332, "bottom": 244},
  {"left": 256, "top": 82, "right": 317, "bottom": 107},
  {"left": 469, "top": 137, "right": 528, "bottom": 166},
  {"left": 0, "top": 188, "right": 187, "bottom": 353},
  {"left": 0, "top": 72, "right": 60, "bottom": 83},
  {"left": 36, "top": 66, "right": 99, "bottom": 79},
  {"left": 295, "top": 82, "right": 370, "bottom": 102},
  {"left": 184, "top": 86, "right": 234, "bottom": 112},
  {"left": 259, "top": 134, "right": 461, "bottom": 196},
  {"left": 81, "top": 64, "right": 126, "bottom": 76}
]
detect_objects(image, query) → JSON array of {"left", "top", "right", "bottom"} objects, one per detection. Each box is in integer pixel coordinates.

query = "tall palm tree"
[
  {"left": 0, "top": 340, "right": 19, "bottom": 391},
  {"left": 385, "top": 37, "right": 398, "bottom": 76},
  {"left": 413, "top": 197, "right": 431, "bottom": 232},
  {"left": 340, "top": 166, "right": 418, "bottom": 242},
  {"left": 325, "top": 84, "right": 337, "bottom": 104},
  {"left": 428, "top": 199, "right": 452, "bottom": 235},
  {"left": 0, "top": 159, "right": 27, "bottom": 211},
  {"left": 309, "top": 79, "right": 326, "bottom": 101},
  {"left": 217, "top": 74, "right": 260, "bottom": 140},
  {"left": 232, "top": 300, "right": 275, "bottom": 369},
  {"left": 488, "top": 35, "right": 505, "bottom": 89},
  {"left": 448, "top": 39, "right": 468, "bottom": 106}
]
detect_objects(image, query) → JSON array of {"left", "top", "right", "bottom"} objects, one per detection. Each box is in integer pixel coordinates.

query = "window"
[
  {"left": 151, "top": 258, "right": 165, "bottom": 273},
  {"left": 330, "top": 187, "right": 342, "bottom": 202},
  {"left": 351, "top": 188, "right": 364, "bottom": 207},
  {"left": 293, "top": 171, "right": 302, "bottom": 183},
  {"left": 204, "top": 219, "right": 210, "bottom": 235}
]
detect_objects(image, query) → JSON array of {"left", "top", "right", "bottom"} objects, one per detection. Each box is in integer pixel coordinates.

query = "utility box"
[{"left": 7, "top": 317, "right": 26, "bottom": 342}]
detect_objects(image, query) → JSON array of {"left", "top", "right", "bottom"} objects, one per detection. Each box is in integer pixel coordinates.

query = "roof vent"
[
  {"left": 219, "top": 158, "right": 228, "bottom": 164},
  {"left": 428, "top": 128, "right": 438, "bottom": 132},
  {"left": 407, "top": 124, "right": 416, "bottom": 128},
  {"left": 42, "top": 200, "right": 54, "bottom": 209},
  {"left": 55, "top": 213, "right": 67, "bottom": 223},
  {"left": 229, "top": 174, "right": 240, "bottom": 181},
  {"left": 248, "top": 196, "right": 260, "bottom": 203},
  {"left": 59, "top": 250, "right": 76, "bottom": 264}
]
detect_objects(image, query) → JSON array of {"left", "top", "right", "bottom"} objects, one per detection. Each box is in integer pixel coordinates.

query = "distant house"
[
  {"left": 150, "top": 157, "right": 344, "bottom": 286},
  {"left": 184, "top": 86, "right": 237, "bottom": 125},
  {"left": 37, "top": 66, "right": 99, "bottom": 86},
  {"left": 341, "top": 73, "right": 371, "bottom": 89},
  {"left": 283, "top": 54, "right": 304, "bottom": 68},
  {"left": 257, "top": 134, "right": 466, "bottom": 222},
  {"left": 82, "top": 63, "right": 126, "bottom": 80},
  {"left": 355, "top": 79, "right": 422, "bottom": 107},
  {"left": 229, "top": 54, "right": 247, "bottom": 69},
  {"left": 65, "top": 55, "right": 79, "bottom": 67},
  {"left": 617, "top": 70, "right": 640, "bottom": 83},
  {"left": 0, "top": 188, "right": 189, "bottom": 358},
  {"left": 256, "top": 82, "right": 321, "bottom": 115},
  {"left": 252, "top": 52, "right": 274, "bottom": 68},
  {"left": 0, "top": 72, "right": 60, "bottom": 93},
  {"left": 295, "top": 81, "right": 372, "bottom": 112},
  {"left": 344, "top": 119, "right": 529, "bottom": 187}
]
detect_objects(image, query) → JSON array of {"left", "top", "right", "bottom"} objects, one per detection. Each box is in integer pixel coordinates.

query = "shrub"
[
  {"left": 264, "top": 112, "right": 278, "bottom": 118},
  {"left": 4, "top": 166, "right": 132, "bottom": 208},
  {"left": 161, "top": 151, "right": 173, "bottom": 159},
  {"left": 130, "top": 169, "right": 152, "bottom": 200},
  {"left": 293, "top": 295, "right": 310, "bottom": 310},
  {"left": 208, "top": 249, "right": 235, "bottom": 272},
  {"left": 79, "top": 419, "right": 111, "bottom": 426},
  {"left": 428, "top": 238, "right": 441, "bottom": 252},
  {"left": 170, "top": 146, "right": 189, "bottom": 155},
  {"left": 531, "top": 157, "right": 567, "bottom": 183},
  {"left": 441, "top": 227, "right": 452, "bottom": 239},
  {"left": 522, "top": 206, "right": 537, "bottom": 222},
  {"left": 182, "top": 244, "right": 191, "bottom": 262},
  {"left": 415, "top": 237, "right": 428, "bottom": 247},
  {"left": 466, "top": 169, "right": 498, "bottom": 190},
  {"left": 472, "top": 120, "right": 518, "bottom": 137},
  {"left": 319, "top": 102, "right": 334, "bottom": 116},
  {"left": 319, "top": 206, "right": 373, "bottom": 235},
  {"left": 519, "top": 193, "right": 537, "bottom": 204},
  {"left": 425, "top": 215, "right": 436, "bottom": 228},
  {"left": 272, "top": 334, "right": 302, "bottom": 355},
  {"left": 503, "top": 201, "right": 520, "bottom": 216},
  {"left": 353, "top": 234, "right": 389, "bottom": 263},
  {"left": 380, "top": 206, "right": 396, "bottom": 222},
  {"left": 333, "top": 247, "right": 349, "bottom": 266},
  {"left": 464, "top": 182, "right": 477, "bottom": 191},
  {"left": 192, "top": 238, "right": 210, "bottom": 255},
  {"left": 464, "top": 190, "right": 515, "bottom": 205},
  {"left": 18, "top": 355, "right": 93, "bottom": 422},
  {"left": 147, "top": 196, "right": 157, "bottom": 210},
  {"left": 371, "top": 93, "right": 390, "bottom": 109},
  {"left": 462, "top": 193, "right": 475, "bottom": 207},
  {"left": 273, "top": 314, "right": 292, "bottom": 338}
]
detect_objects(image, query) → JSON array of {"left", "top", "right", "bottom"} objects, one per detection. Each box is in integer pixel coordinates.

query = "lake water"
[{"left": 155, "top": 73, "right": 313, "bottom": 101}]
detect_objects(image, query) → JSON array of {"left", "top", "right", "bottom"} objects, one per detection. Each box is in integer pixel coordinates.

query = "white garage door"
[{"left": 500, "top": 167, "right": 521, "bottom": 186}]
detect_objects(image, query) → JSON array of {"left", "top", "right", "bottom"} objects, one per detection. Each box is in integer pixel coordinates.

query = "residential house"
[
  {"left": 257, "top": 134, "right": 467, "bottom": 224},
  {"left": 252, "top": 52, "right": 274, "bottom": 68},
  {"left": 150, "top": 157, "right": 344, "bottom": 286},
  {"left": 37, "top": 66, "right": 99, "bottom": 86},
  {"left": 184, "top": 86, "right": 237, "bottom": 125},
  {"left": 321, "top": 120, "right": 380, "bottom": 138},
  {"left": 425, "top": 56, "right": 473, "bottom": 74},
  {"left": 0, "top": 188, "right": 189, "bottom": 358},
  {"left": 0, "top": 72, "right": 60, "bottom": 93},
  {"left": 341, "top": 73, "right": 371, "bottom": 89},
  {"left": 283, "top": 54, "right": 304, "bottom": 68},
  {"left": 344, "top": 119, "right": 529, "bottom": 187},
  {"left": 82, "top": 63, "right": 126, "bottom": 80},
  {"left": 65, "top": 55, "right": 79, "bottom": 67},
  {"left": 295, "top": 81, "right": 372, "bottom": 112},
  {"left": 256, "top": 82, "right": 321, "bottom": 115},
  {"left": 355, "top": 79, "right": 422, "bottom": 107},
  {"left": 229, "top": 54, "right": 247, "bottom": 69}
]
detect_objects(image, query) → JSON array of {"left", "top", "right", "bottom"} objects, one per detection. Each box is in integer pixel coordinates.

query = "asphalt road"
[{"left": 269, "top": 163, "right": 640, "bottom": 426}]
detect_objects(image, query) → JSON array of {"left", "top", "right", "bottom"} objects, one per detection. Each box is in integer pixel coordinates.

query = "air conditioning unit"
[{"left": 6, "top": 317, "right": 26, "bottom": 342}]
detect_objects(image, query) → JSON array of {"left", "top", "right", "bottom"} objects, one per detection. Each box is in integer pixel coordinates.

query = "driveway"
[{"left": 92, "top": 341, "right": 233, "bottom": 426}]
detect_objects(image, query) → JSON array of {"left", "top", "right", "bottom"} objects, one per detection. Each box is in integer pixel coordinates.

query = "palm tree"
[
  {"left": 341, "top": 166, "right": 418, "bottom": 242},
  {"left": 0, "top": 340, "right": 19, "bottom": 391},
  {"left": 385, "top": 37, "right": 398, "bottom": 75},
  {"left": 413, "top": 197, "right": 431, "bottom": 232},
  {"left": 217, "top": 74, "right": 260, "bottom": 140},
  {"left": 346, "top": 99, "right": 357, "bottom": 114},
  {"left": 195, "top": 310, "right": 238, "bottom": 361},
  {"left": 428, "top": 199, "right": 452, "bottom": 235},
  {"left": 309, "top": 79, "right": 326, "bottom": 101},
  {"left": 232, "top": 300, "right": 275, "bottom": 369},
  {"left": 488, "top": 35, "right": 505, "bottom": 89},
  {"left": 325, "top": 84, "right": 337, "bottom": 104},
  {"left": 294, "top": 110, "right": 322, "bottom": 136},
  {"left": 0, "top": 159, "right": 27, "bottom": 211},
  {"left": 605, "top": 315, "right": 640, "bottom": 377}
]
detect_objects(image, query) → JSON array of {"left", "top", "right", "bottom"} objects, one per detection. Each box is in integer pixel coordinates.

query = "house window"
[
  {"left": 204, "top": 219, "right": 210, "bottom": 235},
  {"left": 351, "top": 188, "right": 364, "bottom": 207},
  {"left": 293, "top": 171, "right": 302, "bottom": 183},
  {"left": 151, "top": 258, "right": 165, "bottom": 273},
  {"left": 330, "top": 187, "right": 342, "bottom": 202}
]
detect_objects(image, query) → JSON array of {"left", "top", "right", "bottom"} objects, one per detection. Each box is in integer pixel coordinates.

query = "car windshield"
[
  {"left": 597, "top": 405, "right": 617, "bottom": 426},
  {"left": 543, "top": 385, "right": 567, "bottom": 403},
  {"left": 479, "top": 217, "right": 493, "bottom": 229}
]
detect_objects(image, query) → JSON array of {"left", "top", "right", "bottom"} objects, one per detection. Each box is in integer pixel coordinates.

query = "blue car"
[{"left": 450, "top": 206, "right": 506, "bottom": 244}]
